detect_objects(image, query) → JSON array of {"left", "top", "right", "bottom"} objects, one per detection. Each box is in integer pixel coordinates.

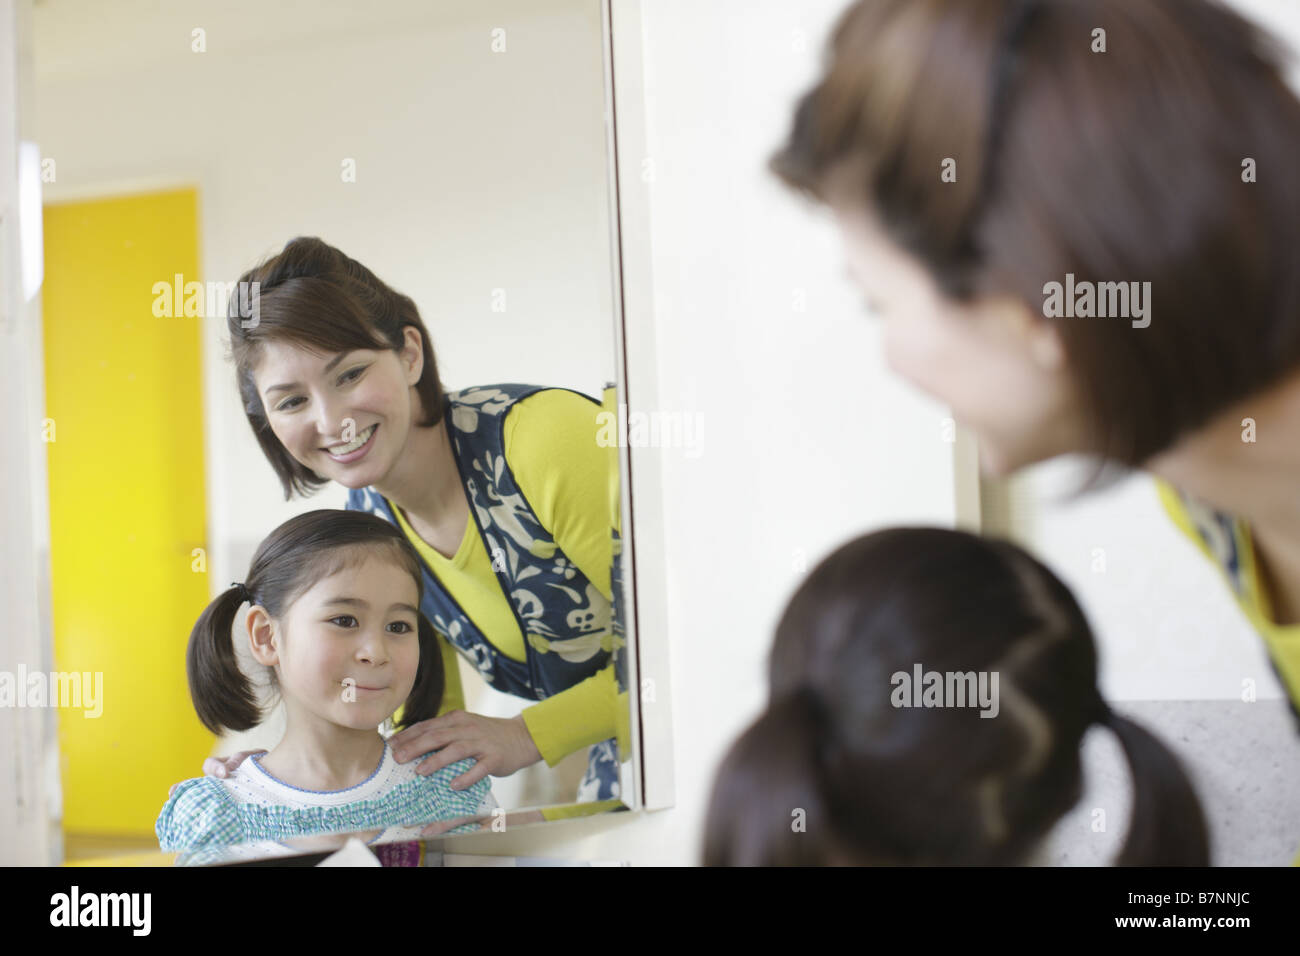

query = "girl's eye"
[
  {"left": 340, "top": 366, "right": 366, "bottom": 385},
  {"left": 329, "top": 615, "right": 358, "bottom": 628},
  {"left": 276, "top": 396, "right": 304, "bottom": 412},
  {"left": 388, "top": 621, "right": 414, "bottom": 634}
]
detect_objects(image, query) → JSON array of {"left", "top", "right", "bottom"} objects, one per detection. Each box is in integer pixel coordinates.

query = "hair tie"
[{"left": 230, "top": 581, "right": 253, "bottom": 604}]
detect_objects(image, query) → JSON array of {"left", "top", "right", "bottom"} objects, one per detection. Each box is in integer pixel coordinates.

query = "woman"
[
  {"left": 209, "top": 235, "right": 624, "bottom": 807},
  {"left": 768, "top": 0, "right": 1300, "bottom": 726}
]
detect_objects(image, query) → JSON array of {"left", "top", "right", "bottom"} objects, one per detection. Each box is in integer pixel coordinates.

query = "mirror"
[{"left": 31, "top": 0, "right": 636, "bottom": 864}]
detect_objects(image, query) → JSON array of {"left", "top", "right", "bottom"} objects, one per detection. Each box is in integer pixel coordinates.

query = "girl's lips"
[{"left": 324, "top": 424, "right": 378, "bottom": 463}]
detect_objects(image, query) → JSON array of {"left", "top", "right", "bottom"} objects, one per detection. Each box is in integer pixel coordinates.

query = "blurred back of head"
[{"left": 703, "top": 528, "right": 1208, "bottom": 866}]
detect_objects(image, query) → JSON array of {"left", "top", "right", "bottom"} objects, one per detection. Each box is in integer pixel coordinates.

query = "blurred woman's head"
[
  {"left": 226, "top": 237, "right": 447, "bottom": 499},
  {"left": 771, "top": 0, "right": 1300, "bottom": 476},
  {"left": 703, "top": 528, "right": 1208, "bottom": 865}
]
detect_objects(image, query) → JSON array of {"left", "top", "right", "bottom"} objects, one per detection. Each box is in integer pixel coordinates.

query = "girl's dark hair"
[
  {"left": 770, "top": 0, "right": 1300, "bottom": 468},
  {"left": 703, "top": 527, "right": 1208, "bottom": 866},
  {"left": 186, "top": 509, "right": 444, "bottom": 735},
  {"left": 226, "top": 237, "right": 445, "bottom": 500}
]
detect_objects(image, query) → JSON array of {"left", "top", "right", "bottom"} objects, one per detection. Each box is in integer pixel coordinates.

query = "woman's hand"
[
  {"left": 389, "top": 711, "right": 541, "bottom": 789},
  {"left": 168, "top": 749, "right": 268, "bottom": 798},
  {"left": 203, "top": 749, "right": 267, "bottom": 779}
]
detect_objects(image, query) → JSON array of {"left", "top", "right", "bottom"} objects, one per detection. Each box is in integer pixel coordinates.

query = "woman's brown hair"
[
  {"left": 702, "top": 528, "right": 1209, "bottom": 866},
  {"left": 226, "top": 237, "right": 446, "bottom": 499},
  {"left": 186, "top": 509, "right": 445, "bottom": 735},
  {"left": 771, "top": 0, "right": 1300, "bottom": 467}
]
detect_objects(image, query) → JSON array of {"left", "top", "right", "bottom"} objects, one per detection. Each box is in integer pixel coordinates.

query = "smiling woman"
[{"left": 226, "top": 237, "right": 445, "bottom": 501}]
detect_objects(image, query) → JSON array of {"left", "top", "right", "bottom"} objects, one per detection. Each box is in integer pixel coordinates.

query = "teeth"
[{"left": 329, "top": 424, "right": 375, "bottom": 455}]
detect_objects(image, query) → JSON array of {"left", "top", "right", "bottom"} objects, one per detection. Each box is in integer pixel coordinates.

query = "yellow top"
[
  {"left": 1153, "top": 477, "right": 1300, "bottom": 865},
  {"left": 1153, "top": 478, "right": 1300, "bottom": 711},
  {"left": 386, "top": 387, "right": 621, "bottom": 768}
]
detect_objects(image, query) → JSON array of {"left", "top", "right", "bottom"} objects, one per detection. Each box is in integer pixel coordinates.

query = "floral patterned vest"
[{"left": 345, "top": 384, "right": 614, "bottom": 703}]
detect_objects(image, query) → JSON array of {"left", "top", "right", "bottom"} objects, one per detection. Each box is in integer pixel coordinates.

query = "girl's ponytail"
[
  {"left": 186, "top": 586, "right": 262, "bottom": 735},
  {"left": 1101, "top": 707, "right": 1210, "bottom": 866},
  {"left": 703, "top": 689, "right": 834, "bottom": 866}
]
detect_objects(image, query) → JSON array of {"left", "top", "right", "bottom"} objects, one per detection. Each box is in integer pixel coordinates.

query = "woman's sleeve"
[
  {"left": 155, "top": 778, "right": 243, "bottom": 852},
  {"left": 521, "top": 666, "right": 618, "bottom": 767},
  {"left": 504, "top": 389, "right": 619, "bottom": 766},
  {"left": 504, "top": 388, "right": 614, "bottom": 601}
]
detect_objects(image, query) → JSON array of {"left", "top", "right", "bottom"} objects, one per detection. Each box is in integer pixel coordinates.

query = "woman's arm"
[
  {"left": 505, "top": 388, "right": 621, "bottom": 764},
  {"left": 503, "top": 387, "right": 616, "bottom": 603},
  {"left": 520, "top": 665, "right": 618, "bottom": 767}
]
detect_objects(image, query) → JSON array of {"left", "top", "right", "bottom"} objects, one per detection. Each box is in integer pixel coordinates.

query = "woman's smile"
[{"left": 324, "top": 423, "right": 379, "bottom": 463}]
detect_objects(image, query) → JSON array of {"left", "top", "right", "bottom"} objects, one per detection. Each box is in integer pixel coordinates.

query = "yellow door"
[{"left": 43, "top": 188, "right": 213, "bottom": 846}]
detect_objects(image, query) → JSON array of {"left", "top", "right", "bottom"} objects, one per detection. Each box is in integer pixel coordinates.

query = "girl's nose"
[{"left": 356, "top": 635, "right": 389, "bottom": 666}]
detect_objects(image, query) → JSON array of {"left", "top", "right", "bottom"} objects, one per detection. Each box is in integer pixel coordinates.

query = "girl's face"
[
  {"left": 252, "top": 553, "right": 422, "bottom": 732},
  {"left": 828, "top": 199, "right": 1094, "bottom": 476},
  {"left": 252, "top": 328, "right": 425, "bottom": 490}
]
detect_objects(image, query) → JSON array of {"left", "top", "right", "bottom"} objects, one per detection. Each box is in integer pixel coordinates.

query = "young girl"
[
  {"left": 703, "top": 528, "right": 1208, "bottom": 866},
  {"left": 156, "top": 509, "right": 496, "bottom": 860}
]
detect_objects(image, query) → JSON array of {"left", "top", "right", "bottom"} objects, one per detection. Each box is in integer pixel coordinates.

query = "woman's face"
[
  {"left": 829, "top": 200, "right": 1093, "bottom": 476},
  {"left": 252, "top": 329, "right": 424, "bottom": 490},
  {"left": 257, "top": 554, "right": 422, "bottom": 732}
]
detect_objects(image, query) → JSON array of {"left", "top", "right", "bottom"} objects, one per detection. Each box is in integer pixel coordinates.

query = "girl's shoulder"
[
  {"left": 395, "top": 754, "right": 497, "bottom": 826},
  {"left": 155, "top": 776, "right": 244, "bottom": 852}
]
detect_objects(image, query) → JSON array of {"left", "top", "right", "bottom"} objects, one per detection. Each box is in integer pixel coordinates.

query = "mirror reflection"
[{"left": 34, "top": 0, "right": 632, "bottom": 864}]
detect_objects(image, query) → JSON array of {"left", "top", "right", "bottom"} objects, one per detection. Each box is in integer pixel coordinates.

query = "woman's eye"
[
  {"left": 329, "top": 615, "right": 358, "bottom": 628},
  {"left": 388, "top": 621, "right": 414, "bottom": 634},
  {"left": 276, "top": 396, "right": 305, "bottom": 412},
  {"left": 340, "top": 366, "right": 366, "bottom": 385}
]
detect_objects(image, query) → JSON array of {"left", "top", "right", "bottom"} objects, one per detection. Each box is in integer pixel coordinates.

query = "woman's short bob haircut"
[
  {"left": 226, "top": 237, "right": 445, "bottom": 500},
  {"left": 771, "top": 0, "right": 1300, "bottom": 468}
]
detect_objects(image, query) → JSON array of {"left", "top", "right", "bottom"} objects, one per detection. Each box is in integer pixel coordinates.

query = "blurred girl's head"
[
  {"left": 226, "top": 237, "right": 446, "bottom": 499},
  {"left": 771, "top": 0, "right": 1300, "bottom": 476},
  {"left": 703, "top": 527, "right": 1208, "bottom": 866},
  {"left": 186, "top": 509, "right": 444, "bottom": 736}
]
